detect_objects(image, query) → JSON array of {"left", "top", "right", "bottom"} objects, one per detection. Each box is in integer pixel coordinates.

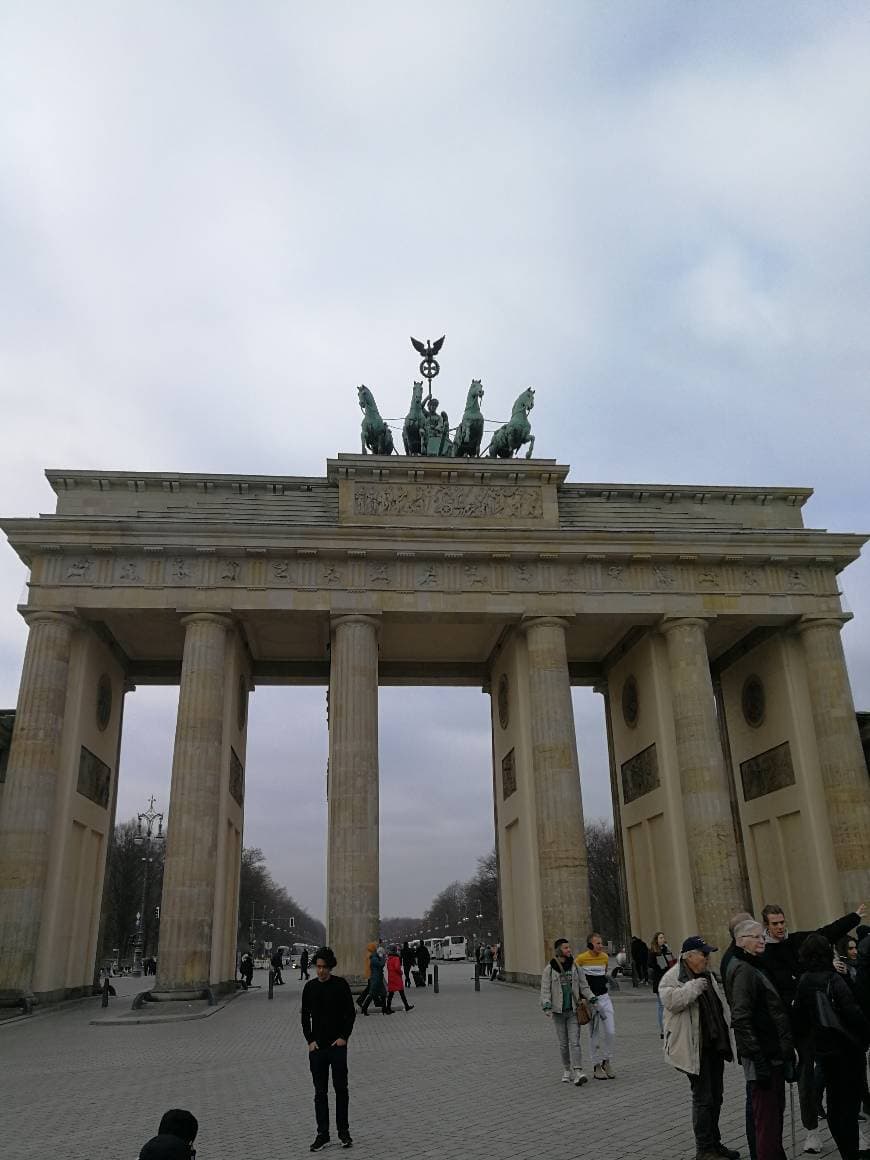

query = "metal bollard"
[
  {"left": 268, "top": 969, "right": 274, "bottom": 999},
  {"left": 101, "top": 976, "right": 110, "bottom": 1008},
  {"left": 474, "top": 962, "right": 480, "bottom": 992},
  {"left": 433, "top": 964, "right": 439, "bottom": 994}
]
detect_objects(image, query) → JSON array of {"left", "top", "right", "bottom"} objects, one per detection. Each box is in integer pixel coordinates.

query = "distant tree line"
[
  {"left": 100, "top": 822, "right": 323, "bottom": 966},
  {"left": 408, "top": 822, "right": 624, "bottom": 951}
]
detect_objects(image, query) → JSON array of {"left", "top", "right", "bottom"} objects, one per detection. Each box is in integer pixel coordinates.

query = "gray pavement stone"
[{"left": 0, "top": 964, "right": 844, "bottom": 1160}]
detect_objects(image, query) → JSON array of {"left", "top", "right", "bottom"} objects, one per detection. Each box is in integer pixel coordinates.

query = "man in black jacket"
[
  {"left": 138, "top": 1109, "right": 198, "bottom": 1159},
  {"left": 724, "top": 920, "right": 796, "bottom": 1160},
  {"left": 760, "top": 900, "right": 865, "bottom": 1154},
  {"left": 301, "top": 946, "right": 357, "bottom": 1151}
]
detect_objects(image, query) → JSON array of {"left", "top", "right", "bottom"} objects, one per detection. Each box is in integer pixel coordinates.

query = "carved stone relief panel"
[
  {"left": 352, "top": 482, "right": 544, "bottom": 521},
  {"left": 229, "top": 747, "right": 245, "bottom": 807},
  {"left": 77, "top": 746, "right": 111, "bottom": 809},
  {"left": 740, "top": 741, "right": 795, "bottom": 801},
  {"left": 501, "top": 748, "right": 517, "bottom": 800},
  {"left": 621, "top": 742, "right": 659, "bottom": 804}
]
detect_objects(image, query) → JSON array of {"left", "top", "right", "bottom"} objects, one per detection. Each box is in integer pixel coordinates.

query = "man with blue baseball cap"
[{"left": 660, "top": 936, "right": 738, "bottom": 1160}]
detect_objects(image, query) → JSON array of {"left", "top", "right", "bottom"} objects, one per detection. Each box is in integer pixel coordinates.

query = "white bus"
[
  {"left": 423, "top": 938, "right": 440, "bottom": 960},
  {"left": 438, "top": 934, "right": 467, "bottom": 960}
]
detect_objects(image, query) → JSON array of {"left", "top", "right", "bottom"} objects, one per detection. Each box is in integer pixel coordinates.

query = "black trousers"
[
  {"left": 386, "top": 988, "right": 411, "bottom": 1011},
  {"left": 309, "top": 1045, "right": 349, "bottom": 1136},
  {"left": 688, "top": 1050, "right": 725, "bottom": 1151},
  {"left": 818, "top": 1049, "right": 863, "bottom": 1160}
]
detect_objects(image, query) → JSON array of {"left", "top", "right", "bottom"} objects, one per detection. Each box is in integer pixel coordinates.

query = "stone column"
[
  {"left": 797, "top": 615, "right": 870, "bottom": 902},
  {"left": 327, "top": 615, "right": 379, "bottom": 982},
  {"left": 521, "top": 617, "right": 590, "bottom": 957},
  {"left": 660, "top": 617, "right": 745, "bottom": 941},
  {"left": 0, "top": 611, "right": 79, "bottom": 996},
  {"left": 154, "top": 613, "right": 231, "bottom": 997}
]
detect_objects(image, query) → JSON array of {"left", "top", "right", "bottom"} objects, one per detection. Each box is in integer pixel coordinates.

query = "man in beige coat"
[
  {"left": 661, "top": 936, "right": 738, "bottom": 1160},
  {"left": 540, "top": 937, "right": 594, "bottom": 1087}
]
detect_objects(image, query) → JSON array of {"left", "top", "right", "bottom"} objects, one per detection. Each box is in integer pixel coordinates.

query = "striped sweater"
[{"left": 574, "top": 949, "right": 609, "bottom": 996}]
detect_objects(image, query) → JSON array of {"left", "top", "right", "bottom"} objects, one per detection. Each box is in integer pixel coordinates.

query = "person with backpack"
[{"left": 795, "top": 932, "right": 870, "bottom": 1160}]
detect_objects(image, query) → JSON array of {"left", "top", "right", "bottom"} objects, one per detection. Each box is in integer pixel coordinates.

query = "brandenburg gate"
[{"left": 1, "top": 455, "right": 869, "bottom": 1003}]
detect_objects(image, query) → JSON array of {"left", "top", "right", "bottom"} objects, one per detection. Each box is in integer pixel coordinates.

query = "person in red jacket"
[{"left": 385, "top": 945, "right": 415, "bottom": 1013}]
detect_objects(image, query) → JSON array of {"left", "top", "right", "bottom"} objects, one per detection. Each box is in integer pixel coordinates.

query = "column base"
[{"left": 0, "top": 989, "right": 35, "bottom": 1015}]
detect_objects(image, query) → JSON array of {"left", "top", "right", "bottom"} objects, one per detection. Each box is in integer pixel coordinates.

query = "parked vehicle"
[{"left": 438, "top": 934, "right": 467, "bottom": 960}]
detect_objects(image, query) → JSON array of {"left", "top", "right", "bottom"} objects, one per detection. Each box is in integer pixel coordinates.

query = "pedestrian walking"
[
  {"left": 360, "top": 942, "right": 388, "bottom": 1015},
  {"left": 650, "top": 931, "right": 676, "bottom": 1037},
  {"left": 632, "top": 935, "right": 650, "bottom": 984},
  {"left": 400, "top": 941, "right": 415, "bottom": 988},
  {"left": 300, "top": 947, "right": 310, "bottom": 981},
  {"left": 723, "top": 919, "right": 796, "bottom": 1160},
  {"left": 576, "top": 932, "right": 616, "bottom": 1079},
  {"left": 301, "top": 946, "right": 356, "bottom": 1151},
  {"left": 794, "top": 932, "right": 870, "bottom": 1160},
  {"left": 760, "top": 899, "right": 865, "bottom": 1155},
  {"left": 660, "top": 935, "right": 739, "bottom": 1160},
  {"left": 271, "top": 949, "right": 284, "bottom": 985},
  {"left": 138, "top": 1108, "right": 198, "bottom": 1160},
  {"left": 416, "top": 940, "right": 431, "bottom": 985},
  {"left": 385, "top": 945, "right": 414, "bottom": 1012},
  {"left": 482, "top": 944, "right": 493, "bottom": 977},
  {"left": 540, "top": 937, "right": 593, "bottom": 1087}
]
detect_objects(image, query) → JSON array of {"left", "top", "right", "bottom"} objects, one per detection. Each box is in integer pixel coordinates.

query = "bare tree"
[{"left": 585, "top": 819, "right": 623, "bottom": 941}]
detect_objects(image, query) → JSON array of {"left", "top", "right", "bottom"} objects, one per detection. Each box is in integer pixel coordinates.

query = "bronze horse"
[
  {"left": 402, "top": 381, "right": 425, "bottom": 455},
  {"left": 358, "top": 385, "right": 395, "bottom": 455},
  {"left": 487, "top": 387, "right": 535, "bottom": 458},
  {"left": 451, "top": 379, "right": 485, "bottom": 457}
]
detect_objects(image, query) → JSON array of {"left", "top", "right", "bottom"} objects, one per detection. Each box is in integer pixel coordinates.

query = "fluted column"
[
  {"left": 0, "top": 611, "right": 79, "bottom": 995},
  {"left": 327, "top": 615, "right": 379, "bottom": 982},
  {"left": 154, "top": 614, "right": 231, "bottom": 996},
  {"left": 522, "top": 617, "right": 590, "bottom": 957},
  {"left": 661, "top": 617, "right": 744, "bottom": 940},
  {"left": 797, "top": 616, "right": 870, "bottom": 901}
]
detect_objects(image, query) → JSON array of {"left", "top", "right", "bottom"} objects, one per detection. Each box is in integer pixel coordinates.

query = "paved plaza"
[{"left": 0, "top": 963, "right": 841, "bottom": 1160}]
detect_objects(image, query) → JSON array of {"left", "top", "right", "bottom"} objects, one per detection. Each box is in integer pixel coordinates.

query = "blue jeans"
[{"left": 552, "top": 1011, "right": 583, "bottom": 1070}]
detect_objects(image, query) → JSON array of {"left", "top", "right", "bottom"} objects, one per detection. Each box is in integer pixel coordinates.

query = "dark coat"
[
  {"left": 855, "top": 932, "right": 870, "bottom": 1021},
  {"left": 724, "top": 948, "right": 793, "bottom": 1067},
  {"left": 300, "top": 949, "right": 309, "bottom": 970},
  {"left": 760, "top": 911, "right": 859, "bottom": 1008},
  {"left": 400, "top": 943, "right": 416, "bottom": 968},
  {"left": 417, "top": 944, "right": 431, "bottom": 971},
  {"left": 301, "top": 974, "right": 356, "bottom": 1048},
  {"left": 139, "top": 1135, "right": 193, "bottom": 1160},
  {"left": 795, "top": 966, "right": 870, "bottom": 1058}
]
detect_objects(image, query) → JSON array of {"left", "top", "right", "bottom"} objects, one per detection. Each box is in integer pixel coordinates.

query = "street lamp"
[{"left": 132, "top": 795, "right": 164, "bottom": 977}]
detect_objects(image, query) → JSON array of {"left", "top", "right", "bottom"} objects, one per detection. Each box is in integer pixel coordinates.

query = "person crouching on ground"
[
  {"left": 138, "top": 1108, "right": 198, "bottom": 1159},
  {"left": 541, "top": 937, "right": 593, "bottom": 1087},
  {"left": 301, "top": 946, "right": 356, "bottom": 1151},
  {"left": 661, "top": 936, "right": 739, "bottom": 1160}
]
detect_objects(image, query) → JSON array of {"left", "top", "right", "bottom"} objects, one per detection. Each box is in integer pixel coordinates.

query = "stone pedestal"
[
  {"left": 661, "top": 617, "right": 745, "bottom": 941},
  {"left": 522, "top": 616, "right": 590, "bottom": 956},
  {"left": 153, "top": 614, "right": 231, "bottom": 998},
  {"left": 327, "top": 615, "right": 379, "bottom": 982},
  {"left": 0, "top": 612, "right": 78, "bottom": 997},
  {"left": 798, "top": 616, "right": 870, "bottom": 902}
]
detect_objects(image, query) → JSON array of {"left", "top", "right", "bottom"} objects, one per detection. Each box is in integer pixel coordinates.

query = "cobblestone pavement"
[{"left": 0, "top": 964, "right": 843, "bottom": 1160}]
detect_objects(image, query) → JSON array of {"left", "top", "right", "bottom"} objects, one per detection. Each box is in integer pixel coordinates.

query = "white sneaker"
[
  {"left": 572, "top": 1069, "right": 588, "bottom": 1086},
  {"left": 603, "top": 1059, "right": 615, "bottom": 1078},
  {"left": 560, "top": 1069, "right": 571, "bottom": 1083},
  {"left": 593, "top": 1063, "right": 607, "bottom": 1080},
  {"left": 803, "top": 1131, "right": 822, "bottom": 1155}
]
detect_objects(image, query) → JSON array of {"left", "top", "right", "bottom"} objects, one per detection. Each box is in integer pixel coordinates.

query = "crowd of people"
[{"left": 542, "top": 902, "right": 870, "bottom": 1160}]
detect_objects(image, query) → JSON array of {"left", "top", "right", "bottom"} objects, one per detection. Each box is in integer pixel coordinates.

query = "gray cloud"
[{"left": 3, "top": 2, "right": 870, "bottom": 917}]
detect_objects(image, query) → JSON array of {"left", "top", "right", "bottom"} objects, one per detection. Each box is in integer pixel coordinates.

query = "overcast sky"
[{"left": 2, "top": 3, "right": 870, "bottom": 921}]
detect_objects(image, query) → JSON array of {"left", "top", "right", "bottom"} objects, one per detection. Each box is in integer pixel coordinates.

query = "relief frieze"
[
  {"left": 740, "top": 741, "right": 795, "bottom": 801},
  {"left": 352, "top": 482, "right": 543, "bottom": 520},
  {"left": 621, "top": 743, "right": 659, "bottom": 805}
]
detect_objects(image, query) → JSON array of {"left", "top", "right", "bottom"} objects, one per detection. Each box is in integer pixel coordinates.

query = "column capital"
[
  {"left": 520, "top": 615, "right": 571, "bottom": 635},
  {"left": 179, "top": 612, "right": 235, "bottom": 632},
  {"left": 20, "top": 609, "right": 81, "bottom": 632},
  {"left": 795, "top": 613, "right": 853, "bottom": 636},
  {"left": 658, "top": 615, "right": 714, "bottom": 637},
  {"left": 592, "top": 682, "right": 609, "bottom": 698},
  {"left": 330, "top": 613, "right": 381, "bottom": 634}
]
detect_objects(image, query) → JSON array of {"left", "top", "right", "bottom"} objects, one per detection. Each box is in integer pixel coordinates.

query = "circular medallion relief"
[
  {"left": 237, "top": 673, "right": 248, "bottom": 731},
  {"left": 96, "top": 673, "right": 113, "bottom": 732},
  {"left": 742, "top": 675, "right": 765, "bottom": 728},
  {"left": 497, "top": 673, "right": 510, "bottom": 729},
  {"left": 622, "top": 675, "right": 639, "bottom": 728}
]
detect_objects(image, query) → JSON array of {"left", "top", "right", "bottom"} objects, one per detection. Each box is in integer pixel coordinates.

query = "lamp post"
[{"left": 132, "top": 795, "right": 164, "bottom": 977}]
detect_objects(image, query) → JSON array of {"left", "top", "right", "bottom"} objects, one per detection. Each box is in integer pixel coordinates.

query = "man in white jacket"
[
  {"left": 540, "top": 938, "right": 594, "bottom": 1087},
  {"left": 660, "top": 936, "right": 739, "bottom": 1160}
]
